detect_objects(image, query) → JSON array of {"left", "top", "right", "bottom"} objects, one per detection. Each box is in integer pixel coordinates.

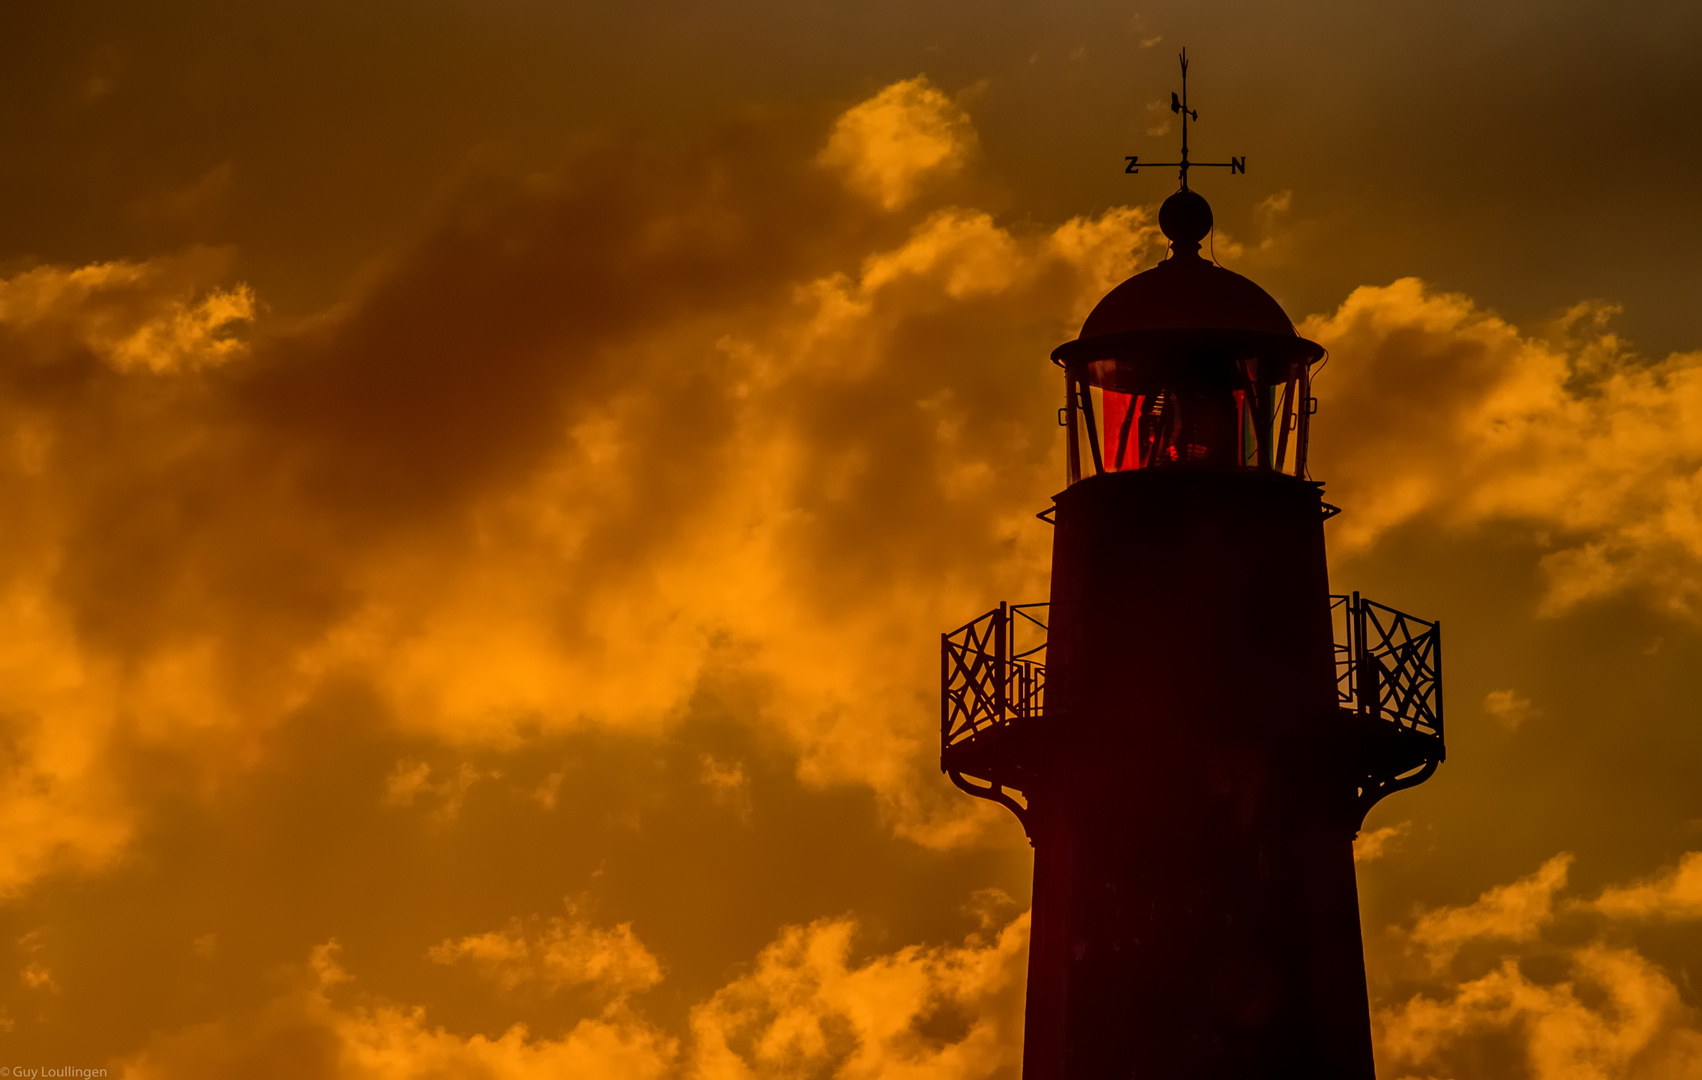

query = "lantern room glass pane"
[
  {"left": 1067, "top": 353, "right": 1314, "bottom": 482},
  {"left": 1101, "top": 390, "right": 1138, "bottom": 471},
  {"left": 1076, "top": 354, "right": 1314, "bottom": 478},
  {"left": 1098, "top": 386, "right": 1240, "bottom": 470}
]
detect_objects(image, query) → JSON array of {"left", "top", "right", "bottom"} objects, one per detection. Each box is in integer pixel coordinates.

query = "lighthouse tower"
[{"left": 940, "top": 57, "right": 1444, "bottom": 1080}]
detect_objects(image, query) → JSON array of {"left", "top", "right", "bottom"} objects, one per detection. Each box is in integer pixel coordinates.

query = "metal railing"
[
  {"left": 941, "top": 602, "right": 1047, "bottom": 753},
  {"left": 943, "top": 594, "right": 1440, "bottom": 752},
  {"left": 1330, "top": 592, "right": 1443, "bottom": 743},
  {"left": 941, "top": 593, "right": 1442, "bottom": 826}
]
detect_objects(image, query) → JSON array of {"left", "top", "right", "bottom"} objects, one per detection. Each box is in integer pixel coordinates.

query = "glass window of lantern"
[{"left": 1062, "top": 352, "right": 1313, "bottom": 483}]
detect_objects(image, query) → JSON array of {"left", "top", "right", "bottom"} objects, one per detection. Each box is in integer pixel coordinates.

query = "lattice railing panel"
[
  {"left": 1330, "top": 593, "right": 1443, "bottom": 742},
  {"left": 942, "top": 603, "right": 1048, "bottom": 752}
]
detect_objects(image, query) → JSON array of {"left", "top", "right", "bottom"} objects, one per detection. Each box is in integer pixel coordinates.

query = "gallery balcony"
[{"left": 941, "top": 594, "right": 1443, "bottom": 824}]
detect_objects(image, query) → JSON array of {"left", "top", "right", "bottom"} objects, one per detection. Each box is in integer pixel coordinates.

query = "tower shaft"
[{"left": 1022, "top": 469, "right": 1372, "bottom": 1080}]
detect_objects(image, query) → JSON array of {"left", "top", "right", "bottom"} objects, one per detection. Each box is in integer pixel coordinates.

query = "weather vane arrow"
[{"left": 1124, "top": 48, "right": 1245, "bottom": 189}]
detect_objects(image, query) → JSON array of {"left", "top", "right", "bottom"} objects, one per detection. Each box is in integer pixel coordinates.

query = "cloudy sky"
[{"left": 2, "top": 2, "right": 1701, "bottom": 1077}]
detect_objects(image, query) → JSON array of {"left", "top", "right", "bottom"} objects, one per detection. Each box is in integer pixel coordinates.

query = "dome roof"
[
  {"left": 1051, "top": 188, "right": 1322, "bottom": 369},
  {"left": 1078, "top": 255, "right": 1299, "bottom": 340}
]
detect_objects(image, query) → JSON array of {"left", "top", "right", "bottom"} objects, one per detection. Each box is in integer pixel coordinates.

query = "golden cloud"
[
  {"left": 1376, "top": 850, "right": 1702, "bottom": 1080},
  {"left": 1381, "top": 946, "right": 1702, "bottom": 1080},
  {"left": 1354, "top": 822, "right": 1410, "bottom": 864},
  {"left": 1308, "top": 282, "right": 1702, "bottom": 615},
  {"left": 122, "top": 941, "right": 678, "bottom": 1080},
  {"left": 123, "top": 913, "right": 1026, "bottom": 1080},
  {"left": 818, "top": 78, "right": 978, "bottom": 210},
  {"left": 686, "top": 913, "right": 1027, "bottom": 1080},
  {"left": 428, "top": 914, "right": 664, "bottom": 999},
  {"left": 0, "top": 249, "right": 251, "bottom": 374},
  {"left": 1408, "top": 854, "right": 1573, "bottom": 968},
  {"left": 1588, "top": 852, "right": 1702, "bottom": 921},
  {"left": 1484, "top": 689, "right": 1541, "bottom": 732}
]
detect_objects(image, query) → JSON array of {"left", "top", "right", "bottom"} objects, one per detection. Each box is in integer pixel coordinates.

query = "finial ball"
[{"left": 1158, "top": 188, "right": 1213, "bottom": 249}]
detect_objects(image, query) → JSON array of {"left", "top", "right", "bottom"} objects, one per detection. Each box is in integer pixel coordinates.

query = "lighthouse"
[{"left": 940, "top": 55, "right": 1444, "bottom": 1080}]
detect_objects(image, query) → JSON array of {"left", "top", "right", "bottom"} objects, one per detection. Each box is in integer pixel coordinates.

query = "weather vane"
[{"left": 1124, "top": 48, "right": 1245, "bottom": 189}]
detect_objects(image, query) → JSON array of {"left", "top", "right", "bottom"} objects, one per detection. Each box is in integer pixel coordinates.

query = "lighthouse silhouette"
[{"left": 940, "top": 55, "right": 1445, "bottom": 1080}]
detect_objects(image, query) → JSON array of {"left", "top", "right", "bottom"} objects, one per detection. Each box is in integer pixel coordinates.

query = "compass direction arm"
[{"left": 1123, "top": 159, "right": 1243, "bottom": 175}]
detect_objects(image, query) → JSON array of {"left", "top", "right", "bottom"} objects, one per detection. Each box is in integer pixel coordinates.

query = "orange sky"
[{"left": 3, "top": 5, "right": 1702, "bottom": 1078}]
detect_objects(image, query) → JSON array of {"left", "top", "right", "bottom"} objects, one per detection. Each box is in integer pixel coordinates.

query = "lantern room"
[{"left": 1052, "top": 188, "right": 1325, "bottom": 483}]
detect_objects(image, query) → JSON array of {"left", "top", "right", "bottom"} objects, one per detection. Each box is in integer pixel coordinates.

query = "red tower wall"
[{"left": 1024, "top": 467, "right": 1374, "bottom": 1080}]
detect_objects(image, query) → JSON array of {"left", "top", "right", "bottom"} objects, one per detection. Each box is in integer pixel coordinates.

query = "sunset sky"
[{"left": 2, "top": 3, "right": 1702, "bottom": 1077}]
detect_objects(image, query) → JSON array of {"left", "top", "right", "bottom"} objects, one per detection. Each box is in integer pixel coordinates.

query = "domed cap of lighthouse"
[
  {"left": 1052, "top": 187, "right": 1323, "bottom": 368},
  {"left": 1082, "top": 190, "right": 1301, "bottom": 339}
]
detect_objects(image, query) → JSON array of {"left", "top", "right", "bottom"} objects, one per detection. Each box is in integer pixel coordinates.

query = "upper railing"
[
  {"left": 942, "top": 594, "right": 1442, "bottom": 753},
  {"left": 1330, "top": 593, "right": 1443, "bottom": 742},
  {"left": 941, "top": 602, "right": 1047, "bottom": 755},
  {"left": 941, "top": 593, "right": 1442, "bottom": 829}
]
